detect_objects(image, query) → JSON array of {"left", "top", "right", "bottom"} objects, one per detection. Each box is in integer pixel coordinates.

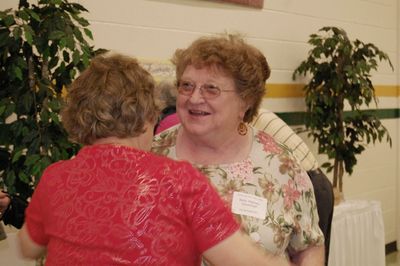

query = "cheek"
[{"left": 175, "top": 96, "right": 186, "bottom": 110}]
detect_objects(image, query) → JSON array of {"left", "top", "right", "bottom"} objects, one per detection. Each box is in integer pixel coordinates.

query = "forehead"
[{"left": 182, "top": 64, "right": 232, "bottom": 81}]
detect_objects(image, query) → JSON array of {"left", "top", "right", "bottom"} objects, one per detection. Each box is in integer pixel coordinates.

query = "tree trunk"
[
  {"left": 338, "top": 160, "right": 344, "bottom": 192},
  {"left": 333, "top": 159, "right": 339, "bottom": 188},
  {"left": 28, "top": 56, "right": 35, "bottom": 91}
]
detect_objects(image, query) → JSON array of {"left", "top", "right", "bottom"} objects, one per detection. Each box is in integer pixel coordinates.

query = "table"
[
  {"left": 328, "top": 200, "right": 385, "bottom": 266},
  {"left": 0, "top": 224, "right": 35, "bottom": 265}
]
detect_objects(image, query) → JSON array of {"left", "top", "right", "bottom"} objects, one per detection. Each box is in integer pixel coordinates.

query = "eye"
[
  {"left": 203, "top": 84, "right": 220, "bottom": 96},
  {"left": 179, "top": 81, "right": 195, "bottom": 91}
]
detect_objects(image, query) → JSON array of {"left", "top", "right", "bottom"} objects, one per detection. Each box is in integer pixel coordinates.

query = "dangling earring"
[{"left": 237, "top": 121, "right": 248, "bottom": 136}]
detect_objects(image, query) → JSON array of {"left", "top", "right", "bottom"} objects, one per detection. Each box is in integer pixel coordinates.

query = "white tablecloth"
[
  {"left": 0, "top": 229, "right": 35, "bottom": 265},
  {"left": 328, "top": 200, "right": 385, "bottom": 266}
]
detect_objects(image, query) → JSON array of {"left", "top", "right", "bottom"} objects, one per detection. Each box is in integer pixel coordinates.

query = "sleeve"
[
  {"left": 288, "top": 165, "right": 325, "bottom": 252},
  {"left": 180, "top": 162, "right": 240, "bottom": 253},
  {"left": 251, "top": 109, "right": 319, "bottom": 171},
  {"left": 25, "top": 172, "right": 50, "bottom": 246},
  {"left": 2, "top": 194, "right": 28, "bottom": 229}
]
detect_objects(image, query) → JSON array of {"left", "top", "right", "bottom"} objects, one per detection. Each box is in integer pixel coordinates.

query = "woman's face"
[{"left": 176, "top": 65, "right": 248, "bottom": 138}]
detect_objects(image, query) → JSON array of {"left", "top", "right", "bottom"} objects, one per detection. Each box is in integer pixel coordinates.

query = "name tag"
[{"left": 231, "top": 191, "right": 267, "bottom": 219}]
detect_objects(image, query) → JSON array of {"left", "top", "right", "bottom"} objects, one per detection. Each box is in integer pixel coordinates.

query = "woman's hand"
[
  {"left": 0, "top": 191, "right": 11, "bottom": 219},
  {"left": 291, "top": 245, "right": 325, "bottom": 266}
]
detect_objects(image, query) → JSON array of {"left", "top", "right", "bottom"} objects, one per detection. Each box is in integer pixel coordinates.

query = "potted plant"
[
  {"left": 292, "top": 26, "right": 393, "bottom": 202},
  {"left": 0, "top": 0, "right": 102, "bottom": 202}
]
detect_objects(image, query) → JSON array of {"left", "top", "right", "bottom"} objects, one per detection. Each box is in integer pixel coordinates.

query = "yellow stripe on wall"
[
  {"left": 375, "top": 85, "right": 400, "bottom": 97},
  {"left": 265, "top": 84, "right": 400, "bottom": 98},
  {"left": 265, "top": 84, "right": 305, "bottom": 98}
]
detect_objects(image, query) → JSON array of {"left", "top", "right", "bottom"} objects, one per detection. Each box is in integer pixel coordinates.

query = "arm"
[
  {"left": 0, "top": 191, "right": 11, "bottom": 218},
  {"left": 17, "top": 224, "right": 46, "bottom": 259},
  {"left": 203, "top": 230, "right": 291, "bottom": 266},
  {"left": 0, "top": 192, "right": 28, "bottom": 229},
  {"left": 291, "top": 245, "right": 324, "bottom": 266}
]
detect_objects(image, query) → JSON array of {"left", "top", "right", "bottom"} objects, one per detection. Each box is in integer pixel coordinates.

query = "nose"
[{"left": 187, "top": 86, "right": 206, "bottom": 103}]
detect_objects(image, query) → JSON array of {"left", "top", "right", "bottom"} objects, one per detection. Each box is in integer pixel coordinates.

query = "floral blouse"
[{"left": 152, "top": 125, "right": 324, "bottom": 256}]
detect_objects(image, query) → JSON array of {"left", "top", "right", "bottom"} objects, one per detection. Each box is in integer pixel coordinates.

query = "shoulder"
[
  {"left": 152, "top": 126, "right": 179, "bottom": 155},
  {"left": 251, "top": 127, "right": 309, "bottom": 182},
  {"left": 252, "top": 127, "right": 292, "bottom": 155},
  {"left": 40, "top": 160, "right": 68, "bottom": 179},
  {"left": 154, "top": 153, "right": 199, "bottom": 177}
]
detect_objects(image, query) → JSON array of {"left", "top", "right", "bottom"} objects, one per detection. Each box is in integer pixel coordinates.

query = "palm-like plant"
[
  {"left": 0, "top": 0, "right": 102, "bottom": 200},
  {"left": 293, "top": 26, "right": 393, "bottom": 194}
]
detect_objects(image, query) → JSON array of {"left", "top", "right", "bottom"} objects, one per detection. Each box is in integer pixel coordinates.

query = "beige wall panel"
[
  {"left": 82, "top": 1, "right": 397, "bottom": 46},
  {"left": 343, "top": 165, "right": 397, "bottom": 196},
  {"left": 0, "top": 0, "right": 17, "bottom": 8},
  {"left": 349, "top": 139, "right": 397, "bottom": 171},
  {"left": 267, "top": 0, "right": 397, "bottom": 28},
  {"left": 261, "top": 98, "right": 306, "bottom": 112},
  {"left": 80, "top": 1, "right": 397, "bottom": 85},
  {"left": 397, "top": 0, "right": 400, "bottom": 250},
  {"left": 89, "top": 22, "right": 200, "bottom": 59},
  {"left": 377, "top": 97, "right": 400, "bottom": 108}
]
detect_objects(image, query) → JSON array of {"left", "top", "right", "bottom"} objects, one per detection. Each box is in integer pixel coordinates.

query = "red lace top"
[{"left": 25, "top": 144, "right": 239, "bottom": 265}]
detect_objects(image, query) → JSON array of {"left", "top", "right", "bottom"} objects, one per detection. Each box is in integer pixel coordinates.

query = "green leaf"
[
  {"left": 3, "top": 14, "right": 15, "bottom": 27},
  {"left": 19, "top": 172, "right": 30, "bottom": 183},
  {"left": 12, "top": 27, "right": 22, "bottom": 40},
  {"left": 59, "top": 37, "right": 67, "bottom": 49},
  {"left": 48, "top": 30, "right": 65, "bottom": 40},
  {"left": 72, "top": 50, "right": 80, "bottom": 65},
  {"left": 40, "top": 109, "right": 49, "bottom": 122},
  {"left": 0, "top": 105, "right": 6, "bottom": 116},
  {"left": 53, "top": 0, "right": 63, "bottom": 5},
  {"left": 62, "top": 50, "right": 70, "bottom": 62},
  {"left": 6, "top": 171, "right": 16, "bottom": 189},
  {"left": 12, "top": 150, "right": 23, "bottom": 163},
  {"left": 17, "top": 10, "right": 29, "bottom": 21},
  {"left": 73, "top": 27, "right": 84, "bottom": 42},
  {"left": 65, "top": 35, "right": 75, "bottom": 49},
  {"left": 82, "top": 52, "right": 89, "bottom": 66},
  {"left": 25, "top": 9, "right": 40, "bottom": 22},
  {"left": 71, "top": 13, "right": 89, "bottom": 27},
  {"left": 321, "top": 162, "right": 331, "bottom": 168},
  {"left": 48, "top": 99, "right": 61, "bottom": 111},
  {"left": 84, "top": 28, "right": 93, "bottom": 40},
  {"left": 25, "top": 154, "right": 41, "bottom": 166},
  {"left": 0, "top": 31, "right": 10, "bottom": 46},
  {"left": 49, "top": 112, "right": 60, "bottom": 124},
  {"left": 70, "top": 3, "right": 89, "bottom": 12},
  {"left": 22, "top": 24, "right": 33, "bottom": 45},
  {"left": 14, "top": 66, "right": 23, "bottom": 80},
  {"left": 21, "top": 93, "right": 33, "bottom": 112},
  {"left": 69, "top": 68, "right": 77, "bottom": 79}
]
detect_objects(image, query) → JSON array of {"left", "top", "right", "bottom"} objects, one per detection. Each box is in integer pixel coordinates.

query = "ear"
[{"left": 239, "top": 101, "right": 250, "bottom": 120}]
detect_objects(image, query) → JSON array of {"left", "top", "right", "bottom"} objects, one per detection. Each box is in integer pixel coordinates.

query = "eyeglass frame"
[{"left": 176, "top": 80, "right": 236, "bottom": 99}]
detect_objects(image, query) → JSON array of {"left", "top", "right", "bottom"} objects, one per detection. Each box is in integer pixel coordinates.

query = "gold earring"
[{"left": 237, "top": 121, "right": 248, "bottom": 136}]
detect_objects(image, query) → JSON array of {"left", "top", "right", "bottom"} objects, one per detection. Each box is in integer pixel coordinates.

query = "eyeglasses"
[{"left": 177, "top": 80, "right": 235, "bottom": 99}]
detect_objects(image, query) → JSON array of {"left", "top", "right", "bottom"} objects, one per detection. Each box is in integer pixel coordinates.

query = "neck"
[
  {"left": 176, "top": 127, "right": 252, "bottom": 165},
  {"left": 93, "top": 136, "right": 146, "bottom": 150}
]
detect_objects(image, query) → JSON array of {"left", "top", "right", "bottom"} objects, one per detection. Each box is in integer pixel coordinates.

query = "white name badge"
[{"left": 231, "top": 191, "right": 267, "bottom": 220}]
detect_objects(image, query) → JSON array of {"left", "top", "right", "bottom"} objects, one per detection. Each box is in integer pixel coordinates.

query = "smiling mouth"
[{"left": 189, "top": 109, "right": 210, "bottom": 116}]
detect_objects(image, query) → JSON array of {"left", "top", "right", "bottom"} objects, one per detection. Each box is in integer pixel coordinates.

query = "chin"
[{"left": 183, "top": 123, "right": 208, "bottom": 136}]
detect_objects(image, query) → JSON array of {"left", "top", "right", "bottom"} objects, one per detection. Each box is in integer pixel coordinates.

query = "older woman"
[
  {"left": 152, "top": 34, "right": 325, "bottom": 265},
  {"left": 17, "top": 53, "right": 289, "bottom": 266}
]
